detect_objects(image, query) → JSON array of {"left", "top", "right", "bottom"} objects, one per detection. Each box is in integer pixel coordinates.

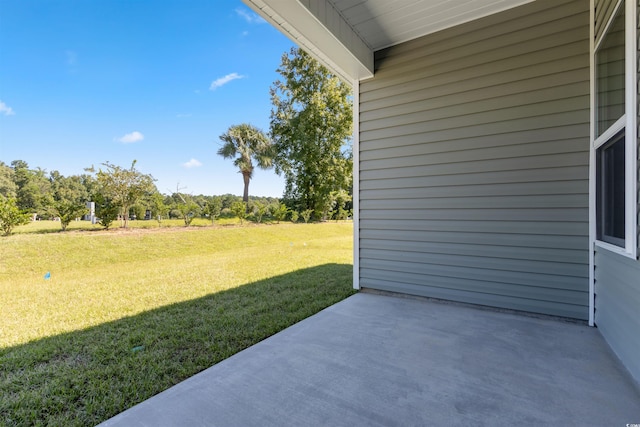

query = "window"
[
  {"left": 594, "top": 2, "right": 627, "bottom": 249},
  {"left": 595, "top": 5, "right": 625, "bottom": 137},
  {"left": 597, "top": 131, "right": 625, "bottom": 246}
]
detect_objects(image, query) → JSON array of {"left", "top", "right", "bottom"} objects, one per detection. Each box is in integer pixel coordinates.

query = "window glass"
[
  {"left": 595, "top": 6, "right": 625, "bottom": 137},
  {"left": 597, "top": 131, "right": 626, "bottom": 246}
]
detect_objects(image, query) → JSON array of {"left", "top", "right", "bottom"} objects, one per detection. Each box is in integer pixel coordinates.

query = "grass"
[{"left": 0, "top": 222, "right": 354, "bottom": 426}]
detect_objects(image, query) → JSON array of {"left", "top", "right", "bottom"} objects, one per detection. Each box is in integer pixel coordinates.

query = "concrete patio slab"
[{"left": 99, "top": 292, "right": 640, "bottom": 426}]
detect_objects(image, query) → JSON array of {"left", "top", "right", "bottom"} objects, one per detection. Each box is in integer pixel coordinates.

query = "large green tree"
[
  {"left": 11, "top": 160, "right": 53, "bottom": 217},
  {"left": 93, "top": 161, "right": 156, "bottom": 228},
  {"left": 49, "top": 171, "right": 89, "bottom": 231},
  {"left": 0, "top": 162, "right": 17, "bottom": 199},
  {"left": 270, "top": 47, "right": 353, "bottom": 220},
  {"left": 217, "top": 123, "right": 273, "bottom": 204}
]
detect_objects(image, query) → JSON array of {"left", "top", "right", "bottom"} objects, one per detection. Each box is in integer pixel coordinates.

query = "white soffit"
[
  {"left": 335, "top": 0, "right": 536, "bottom": 50},
  {"left": 243, "top": 0, "right": 375, "bottom": 83},
  {"left": 243, "top": 0, "right": 535, "bottom": 81}
]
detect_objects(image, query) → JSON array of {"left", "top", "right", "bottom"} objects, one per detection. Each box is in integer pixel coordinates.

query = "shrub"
[
  {"left": 95, "top": 198, "right": 119, "bottom": 230},
  {"left": 253, "top": 202, "right": 268, "bottom": 224},
  {"left": 54, "top": 200, "right": 88, "bottom": 231},
  {"left": 0, "top": 196, "right": 30, "bottom": 236},
  {"left": 231, "top": 201, "right": 247, "bottom": 224},
  {"left": 270, "top": 202, "right": 289, "bottom": 224},
  {"left": 336, "top": 206, "right": 348, "bottom": 222},
  {"left": 301, "top": 209, "right": 313, "bottom": 224},
  {"left": 177, "top": 200, "right": 200, "bottom": 227},
  {"left": 205, "top": 198, "right": 222, "bottom": 224}
]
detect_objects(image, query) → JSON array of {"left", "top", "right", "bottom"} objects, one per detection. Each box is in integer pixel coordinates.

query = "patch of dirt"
[{"left": 67, "top": 223, "right": 260, "bottom": 236}]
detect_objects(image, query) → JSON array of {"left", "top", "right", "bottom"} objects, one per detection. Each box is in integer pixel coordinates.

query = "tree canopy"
[
  {"left": 217, "top": 123, "right": 273, "bottom": 204},
  {"left": 49, "top": 171, "right": 90, "bottom": 230},
  {"left": 0, "top": 162, "right": 17, "bottom": 199},
  {"left": 269, "top": 47, "right": 353, "bottom": 220},
  {"left": 92, "top": 161, "right": 156, "bottom": 228},
  {"left": 11, "top": 160, "right": 52, "bottom": 216}
]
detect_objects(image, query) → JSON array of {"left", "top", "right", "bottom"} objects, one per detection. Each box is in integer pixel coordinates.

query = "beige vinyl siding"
[{"left": 358, "top": 0, "right": 591, "bottom": 319}]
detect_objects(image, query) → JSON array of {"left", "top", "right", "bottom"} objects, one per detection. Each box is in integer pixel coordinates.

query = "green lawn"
[{"left": 0, "top": 222, "right": 354, "bottom": 426}]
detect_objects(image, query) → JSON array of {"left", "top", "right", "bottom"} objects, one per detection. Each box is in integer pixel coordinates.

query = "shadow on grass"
[{"left": 0, "top": 263, "right": 355, "bottom": 427}]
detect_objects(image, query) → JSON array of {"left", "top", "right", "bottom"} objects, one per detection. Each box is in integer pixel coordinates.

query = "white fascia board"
[
  {"left": 352, "top": 79, "right": 360, "bottom": 290},
  {"left": 242, "top": 0, "right": 374, "bottom": 83},
  {"left": 624, "top": 0, "right": 637, "bottom": 259},
  {"left": 588, "top": 0, "right": 595, "bottom": 327}
]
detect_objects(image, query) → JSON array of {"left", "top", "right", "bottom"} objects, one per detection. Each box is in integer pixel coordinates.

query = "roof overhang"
[
  {"left": 243, "top": 0, "right": 374, "bottom": 83},
  {"left": 243, "top": 0, "right": 536, "bottom": 83}
]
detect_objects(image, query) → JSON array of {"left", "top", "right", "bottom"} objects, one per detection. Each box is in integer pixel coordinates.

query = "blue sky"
[{"left": 0, "top": 0, "right": 295, "bottom": 197}]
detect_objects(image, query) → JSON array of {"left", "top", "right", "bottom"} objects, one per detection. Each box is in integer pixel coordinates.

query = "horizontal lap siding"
[
  {"left": 594, "top": 0, "right": 640, "bottom": 384},
  {"left": 358, "top": 0, "right": 590, "bottom": 319},
  {"left": 594, "top": 247, "right": 640, "bottom": 382}
]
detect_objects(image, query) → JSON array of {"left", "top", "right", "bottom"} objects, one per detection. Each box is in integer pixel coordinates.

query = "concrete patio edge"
[{"left": 99, "top": 292, "right": 640, "bottom": 426}]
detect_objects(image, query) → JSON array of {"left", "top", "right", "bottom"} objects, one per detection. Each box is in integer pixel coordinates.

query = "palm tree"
[{"left": 217, "top": 124, "right": 273, "bottom": 204}]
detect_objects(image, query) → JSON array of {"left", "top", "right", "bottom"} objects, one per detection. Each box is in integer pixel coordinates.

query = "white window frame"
[
  {"left": 590, "top": 0, "right": 638, "bottom": 260},
  {"left": 352, "top": 78, "right": 360, "bottom": 290}
]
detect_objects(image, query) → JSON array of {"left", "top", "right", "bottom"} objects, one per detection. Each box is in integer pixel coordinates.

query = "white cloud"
[
  {"left": 182, "top": 158, "right": 202, "bottom": 169},
  {"left": 209, "top": 73, "right": 245, "bottom": 90},
  {"left": 0, "top": 101, "right": 15, "bottom": 116},
  {"left": 116, "top": 131, "right": 144, "bottom": 143},
  {"left": 235, "top": 8, "right": 266, "bottom": 24}
]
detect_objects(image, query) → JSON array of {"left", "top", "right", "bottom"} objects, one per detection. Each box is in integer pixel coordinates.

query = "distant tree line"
[{"left": 0, "top": 159, "right": 282, "bottom": 235}]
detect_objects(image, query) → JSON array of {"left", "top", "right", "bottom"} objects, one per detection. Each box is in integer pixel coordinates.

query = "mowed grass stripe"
[
  {"left": 1, "top": 223, "right": 351, "bottom": 347},
  {"left": 1, "top": 223, "right": 354, "bottom": 426}
]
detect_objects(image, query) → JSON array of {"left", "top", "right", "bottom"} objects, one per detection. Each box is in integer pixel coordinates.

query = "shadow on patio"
[{"left": 100, "top": 292, "right": 640, "bottom": 426}]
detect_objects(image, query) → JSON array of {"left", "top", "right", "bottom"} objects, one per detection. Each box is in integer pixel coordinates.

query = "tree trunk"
[
  {"left": 122, "top": 205, "right": 128, "bottom": 228},
  {"left": 242, "top": 172, "right": 250, "bottom": 205}
]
